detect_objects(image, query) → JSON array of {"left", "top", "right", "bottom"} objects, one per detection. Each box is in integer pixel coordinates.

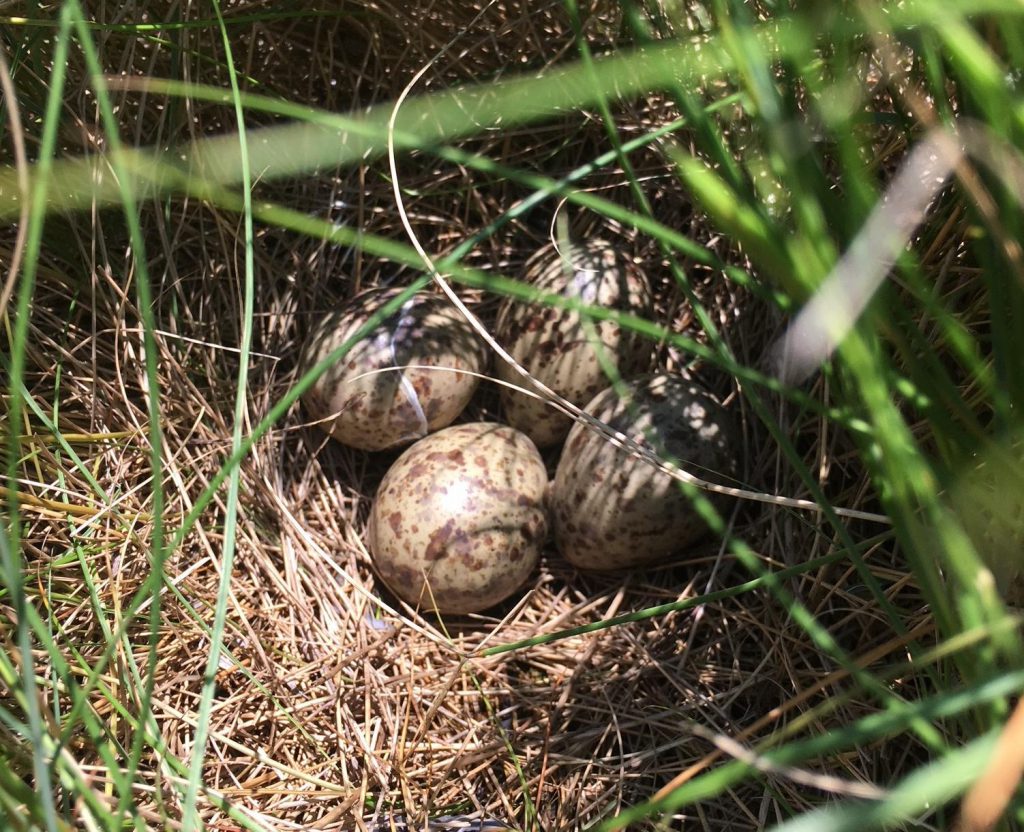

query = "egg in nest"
[
  {"left": 549, "top": 373, "right": 738, "bottom": 571},
  {"left": 302, "top": 288, "right": 487, "bottom": 451},
  {"left": 368, "top": 422, "right": 548, "bottom": 614},
  {"left": 495, "top": 239, "right": 653, "bottom": 448}
]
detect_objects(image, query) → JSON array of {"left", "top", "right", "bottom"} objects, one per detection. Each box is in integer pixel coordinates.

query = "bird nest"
[{"left": 4, "top": 1, "right": 938, "bottom": 830}]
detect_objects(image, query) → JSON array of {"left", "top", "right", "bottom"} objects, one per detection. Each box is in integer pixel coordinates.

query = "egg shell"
[
  {"left": 495, "top": 239, "right": 653, "bottom": 448},
  {"left": 549, "top": 374, "right": 738, "bottom": 571},
  {"left": 302, "top": 288, "right": 487, "bottom": 451},
  {"left": 368, "top": 422, "right": 549, "bottom": 614}
]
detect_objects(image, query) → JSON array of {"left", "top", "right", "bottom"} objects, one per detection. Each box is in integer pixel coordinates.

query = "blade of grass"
[
  {"left": 936, "top": 19, "right": 1023, "bottom": 136},
  {"left": 179, "top": 2, "right": 257, "bottom": 827},
  {"left": 62, "top": 1, "right": 169, "bottom": 822},
  {"left": 1, "top": 5, "right": 76, "bottom": 829},
  {"left": 670, "top": 149, "right": 795, "bottom": 284}
]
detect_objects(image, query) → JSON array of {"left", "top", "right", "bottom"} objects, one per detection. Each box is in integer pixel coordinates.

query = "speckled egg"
[
  {"left": 495, "top": 239, "right": 653, "bottom": 448},
  {"left": 302, "top": 288, "right": 487, "bottom": 451},
  {"left": 550, "top": 374, "right": 738, "bottom": 571},
  {"left": 368, "top": 422, "right": 548, "bottom": 614}
]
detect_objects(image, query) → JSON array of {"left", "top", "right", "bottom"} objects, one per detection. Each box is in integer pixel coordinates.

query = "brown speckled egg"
[
  {"left": 495, "top": 239, "right": 653, "bottom": 448},
  {"left": 368, "top": 422, "right": 548, "bottom": 614},
  {"left": 550, "top": 374, "right": 738, "bottom": 571},
  {"left": 302, "top": 288, "right": 487, "bottom": 451}
]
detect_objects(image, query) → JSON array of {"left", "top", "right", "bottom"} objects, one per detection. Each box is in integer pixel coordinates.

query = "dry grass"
[{"left": 3, "top": 1, "right": 946, "bottom": 830}]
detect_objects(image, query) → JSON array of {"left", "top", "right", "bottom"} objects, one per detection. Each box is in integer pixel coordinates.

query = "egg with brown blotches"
[
  {"left": 301, "top": 288, "right": 487, "bottom": 451},
  {"left": 495, "top": 239, "right": 654, "bottom": 448},
  {"left": 368, "top": 422, "right": 549, "bottom": 614},
  {"left": 549, "top": 373, "right": 738, "bottom": 571}
]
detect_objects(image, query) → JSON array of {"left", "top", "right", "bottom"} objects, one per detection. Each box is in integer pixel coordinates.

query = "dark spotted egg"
[
  {"left": 549, "top": 374, "right": 738, "bottom": 571},
  {"left": 495, "top": 239, "right": 653, "bottom": 448},
  {"left": 302, "top": 288, "right": 487, "bottom": 451},
  {"left": 367, "top": 422, "right": 548, "bottom": 614}
]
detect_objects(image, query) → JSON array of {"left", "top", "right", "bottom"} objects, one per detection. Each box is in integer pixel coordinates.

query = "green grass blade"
[
  {"left": 180, "top": 3, "right": 258, "bottom": 828},
  {"left": 61, "top": 1, "right": 169, "bottom": 822},
  {"left": 1, "top": 5, "right": 76, "bottom": 829}
]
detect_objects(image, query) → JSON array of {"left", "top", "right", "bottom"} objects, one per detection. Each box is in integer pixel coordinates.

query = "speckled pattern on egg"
[
  {"left": 302, "top": 288, "right": 487, "bottom": 451},
  {"left": 550, "top": 374, "right": 738, "bottom": 571},
  {"left": 495, "top": 239, "right": 653, "bottom": 448},
  {"left": 368, "top": 422, "right": 548, "bottom": 614}
]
